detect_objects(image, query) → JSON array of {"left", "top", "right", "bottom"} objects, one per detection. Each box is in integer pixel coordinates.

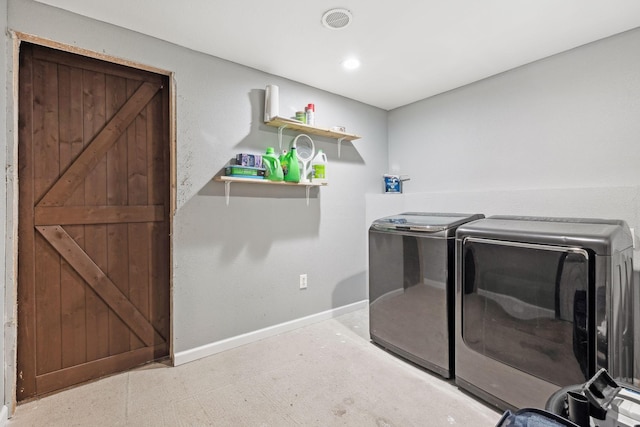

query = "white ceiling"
[{"left": 34, "top": 0, "right": 640, "bottom": 110}]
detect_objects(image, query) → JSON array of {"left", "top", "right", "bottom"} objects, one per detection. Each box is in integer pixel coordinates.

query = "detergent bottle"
[
  {"left": 279, "top": 149, "right": 289, "bottom": 178},
  {"left": 282, "top": 146, "right": 300, "bottom": 183},
  {"left": 263, "top": 147, "right": 283, "bottom": 181},
  {"left": 311, "top": 149, "right": 328, "bottom": 183}
]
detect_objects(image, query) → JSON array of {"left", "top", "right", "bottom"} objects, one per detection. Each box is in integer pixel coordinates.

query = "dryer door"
[{"left": 456, "top": 237, "right": 591, "bottom": 409}]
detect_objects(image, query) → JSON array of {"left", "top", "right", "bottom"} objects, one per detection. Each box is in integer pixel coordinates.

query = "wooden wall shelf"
[
  {"left": 265, "top": 118, "right": 360, "bottom": 141},
  {"left": 265, "top": 118, "right": 361, "bottom": 157},
  {"left": 213, "top": 176, "right": 327, "bottom": 205}
]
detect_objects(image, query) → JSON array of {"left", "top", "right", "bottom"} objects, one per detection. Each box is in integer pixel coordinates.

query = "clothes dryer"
[{"left": 455, "top": 216, "right": 636, "bottom": 411}]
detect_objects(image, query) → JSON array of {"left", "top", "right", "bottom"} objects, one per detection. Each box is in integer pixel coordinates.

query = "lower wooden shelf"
[{"left": 213, "top": 176, "right": 327, "bottom": 205}]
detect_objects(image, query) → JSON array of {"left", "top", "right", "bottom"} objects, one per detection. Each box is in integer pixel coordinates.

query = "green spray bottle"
[{"left": 263, "top": 147, "right": 284, "bottom": 181}]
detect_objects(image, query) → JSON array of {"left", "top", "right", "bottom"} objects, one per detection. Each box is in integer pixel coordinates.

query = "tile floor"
[{"left": 7, "top": 308, "right": 502, "bottom": 426}]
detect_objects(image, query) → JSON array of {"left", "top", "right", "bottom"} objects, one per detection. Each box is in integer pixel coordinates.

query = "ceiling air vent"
[{"left": 321, "top": 8, "right": 353, "bottom": 30}]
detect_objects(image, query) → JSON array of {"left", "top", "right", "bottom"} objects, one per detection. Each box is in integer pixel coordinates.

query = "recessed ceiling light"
[
  {"left": 322, "top": 8, "right": 353, "bottom": 30},
  {"left": 342, "top": 58, "right": 361, "bottom": 70}
]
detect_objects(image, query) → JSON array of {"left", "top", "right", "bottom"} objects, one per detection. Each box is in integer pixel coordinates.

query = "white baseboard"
[
  {"left": 174, "top": 300, "right": 368, "bottom": 366},
  {"left": 0, "top": 405, "right": 8, "bottom": 426}
]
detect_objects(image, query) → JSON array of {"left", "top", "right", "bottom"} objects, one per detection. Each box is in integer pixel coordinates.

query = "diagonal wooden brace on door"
[
  {"left": 36, "top": 225, "right": 163, "bottom": 347},
  {"left": 37, "top": 81, "right": 162, "bottom": 207}
]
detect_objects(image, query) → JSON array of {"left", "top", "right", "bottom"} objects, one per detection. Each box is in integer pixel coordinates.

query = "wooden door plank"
[
  {"left": 128, "top": 79, "right": 149, "bottom": 350},
  {"left": 157, "top": 79, "right": 172, "bottom": 345},
  {"left": 58, "top": 64, "right": 87, "bottom": 369},
  {"left": 57, "top": 64, "right": 84, "bottom": 174},
  {"left": 36, "top": 343, "right": 168, "bottom": 396},
  {"left": 35, "top": 205, "right": 165, "bottom": 225},
  {"left": 32, "top": 59, "right": 61, "bottom": 204},
  {"left": 36, "top": 225, "right": 160, "bottom": 347},
  {"left": 148, "top": 92, "right": 170, "bottom": 340},
  {"left": 108, "top": 216, "right": 130, "bottom": 356},
  {"left": 32, "top": 57, "right": 63, "bottom": 376},
  {"left": 128, "top": 78, "right": 148, "bottom": 206},
  {"left": 31, "top": 44, "right": 165, "bottom": 86},
  {"left": 106, "top": 74, "right": 130, "bottom": 356},
  {"left": 60, "top": 262, "right": 87, "bottom": 369},
  {"left": 127, "top": 223, "right": 149, "bottom": 350},
  {"left": 34, "top": 235, "right": 62, "bottom": 375},
  {"left": 150, "top": 220, "right": 170, "bottom": 341},
  {"left": 83, "top": 70, "right": 110, "bottom": 361},
  {"left": 17, "top": 43, "right": 38, "bottom": 400},
  {"left": 37, "top": 81, "right": 161, "bottom": 207},
  {"left": 106, "top": 75, "right": 129, "bottom": 209}
]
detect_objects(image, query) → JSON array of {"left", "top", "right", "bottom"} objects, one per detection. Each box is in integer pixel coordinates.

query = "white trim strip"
[
  {"left": 0, "top": 405, "right": 8, "bottom": 425},
  {"left": 173, "top": 300, "right": 368, "bottom": 366}
]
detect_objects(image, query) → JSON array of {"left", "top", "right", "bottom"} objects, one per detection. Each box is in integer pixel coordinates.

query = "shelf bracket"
[
  {"left": 306, "top": 185, "right": 311, "bottom": 206},
  {"left": 224, "top": 181, "right": 231, "bottom": 206},
  {"left": 277, "top": 125, "right": 288, "bottom": 152},
  {"left": 337, "top": 137, "right": 346, "bottom": 158}
]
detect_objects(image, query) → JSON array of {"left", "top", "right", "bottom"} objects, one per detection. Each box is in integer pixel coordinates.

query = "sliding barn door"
[{"left": 17, "top": 43, "right": 171, "bottom": 400}]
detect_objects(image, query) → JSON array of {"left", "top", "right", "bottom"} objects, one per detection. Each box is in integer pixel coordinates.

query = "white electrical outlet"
[{"left": 299, "top": 274, "right": 308, "bottom": 289}]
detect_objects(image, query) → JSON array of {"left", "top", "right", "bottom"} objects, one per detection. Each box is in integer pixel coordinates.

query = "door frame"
[{"left": 6, "top": 31, "right": 176, "bottom": 413}]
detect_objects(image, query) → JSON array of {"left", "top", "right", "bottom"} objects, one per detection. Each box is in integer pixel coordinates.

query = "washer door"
[{"left": 369, "top": 230, "right": 451, "bottom": 377}]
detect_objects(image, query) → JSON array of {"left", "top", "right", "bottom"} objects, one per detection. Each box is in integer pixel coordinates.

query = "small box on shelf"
[{"left": 224, "top": 165, "right": 265, "bottom": 179}]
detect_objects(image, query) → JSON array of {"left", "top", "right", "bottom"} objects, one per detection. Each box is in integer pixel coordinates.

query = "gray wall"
[
  {"left": 377, "top": 27, "right": 640, "bottom": 233},
  {"left": 387, "top": 27, "right": 640, "bottom": 194},
  {"left": 4, "top": 0, "right": 387, "bottom": 376}
]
